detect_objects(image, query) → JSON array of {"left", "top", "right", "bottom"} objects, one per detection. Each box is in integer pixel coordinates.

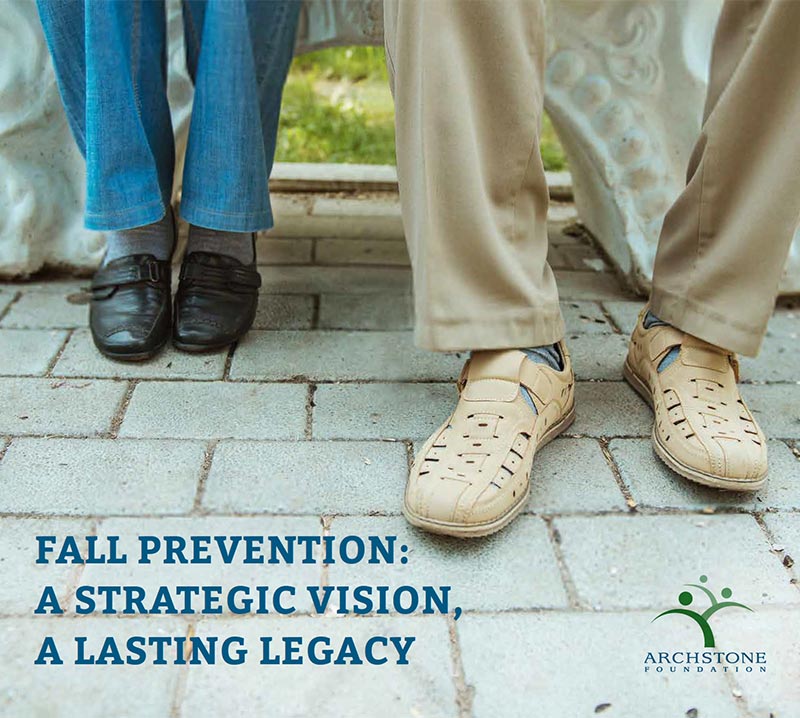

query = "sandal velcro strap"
[
  {"left": 91, "top": 259, "right": 168, "bottom": 292},
  {"left": 179, "top": 261, "right": 261, "bottom": 293}
]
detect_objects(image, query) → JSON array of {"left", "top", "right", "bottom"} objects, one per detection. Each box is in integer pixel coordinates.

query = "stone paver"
[
  {"left": 253, "top": 294, "right": 315, "bottom": 330},
  {"left": 559, "top": 301, "right": 614, "bottom": 335},
  {"left": 0, "top": 438, "right": 204, "bottom": 515},
  {"left": 459, "top": 612, "right": 738, "bottom": 718},
  {"left": 181, "top": 616, "right": 456, "bottom": 718},
  {"left": 0, "top": 291, "right": 87, "bottom": 329},
  {"left": 318, "top": 293, "right": 413, "bottom": 330},
  {"left": 602, "top": 300, "right": 645, "bottom": 334},
  {"left": 313, "top": 383, "right": 454, "bottom": 440},
  {"left": 255, "top": 236, "right": 312, "bottom": 264},
  {"left": 526, "top": 437, "right": 628, "bottom": 513},
  {"left": 554, "top": 514, "right": 799, "bottom": 609},
  {"left": 566, "top": 333, "right": 628, "bottom": 380},
  {"left": 765, "top": 307, "right": 799, "bottom": 340},
  {"left": 231, "top": 331, "right": 463, "bottom": 382},
  {"left": 0, "top": 518, "right": 92, "bottom": 614},
  {"left": 610, "top": 438, "right": 800, "bottom": 510},
  {"left": 80, "top": 516, "right": 323, "bottom": 613},
  {"left": 740, "top": 339, "right": 799, "bottom": 383},
  {"left": 0, "top": 377, "right": 126, "bottom": 436},
  {"left": 714, "top": 608, "right": 800, "bottom": 718},
  {"left": 315, "top": 238, "right": 410, "bottom": 266},
  {"left": 0, "top": 329, "right": 67, "bottom": 376},
  {"left": 120, "top": 381, "right": 307, "bottom": 440},
  {"left": 741, "top": 384, "right": 800, "bottom": 439},
  {"left": 258, "top": 266, "right": 411, "bottom": 295},
  {"left": 0, "top": 618, "right": 184, "bottom": 717},
  {"left": 53, "top": 329, "right": 227, "bottom": 380},
  {"left": 553, "top": 270, "right": 628, "bottom": 301},
  {"left": 329, "top": 516, "right": 568, "bottom": 610},
  {"left": 204, "top": 440, "right": 407, "bottom": 515},
  {"left": 571, "top": 382, "right": 651, "bottom": 437}
]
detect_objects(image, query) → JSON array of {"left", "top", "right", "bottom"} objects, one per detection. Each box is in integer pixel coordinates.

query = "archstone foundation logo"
[{"left": 643, "top": 575, "right": 767, "bottom": 674}]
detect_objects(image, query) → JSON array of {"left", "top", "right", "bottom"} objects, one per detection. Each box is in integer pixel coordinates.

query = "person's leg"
[
  {"left": 626, "top": 0, "right": 800, "bottom": 490},
  {"left": 650, "top": 0, "right": 800, "bottom": 356},
  {"left": 385, "top": 0, "right": 563, "bottom": 353},
  {"left": 38, "top": 0, "right": 175, "bottom": 230},
  {"left": 37, "top": 0, "right": 175, "bottom": 360},
  {"left": 179, "top": 0, "right": 300, "bottom": 236},
  {"left": 385, "top": 0, "right": 573, "bottom": 538},
  {"left": 173, "top": 0, "right": 300, "bottom": 352}
]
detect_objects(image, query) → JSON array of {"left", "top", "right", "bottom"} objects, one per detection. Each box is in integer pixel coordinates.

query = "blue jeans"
[{"left": 37, "top": 0, "right": 301, "bottom": 232}]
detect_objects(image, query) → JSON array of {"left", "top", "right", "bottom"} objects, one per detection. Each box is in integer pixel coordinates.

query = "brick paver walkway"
[{"left": 0, "top": 204, "right": 797, "bottom": 717}]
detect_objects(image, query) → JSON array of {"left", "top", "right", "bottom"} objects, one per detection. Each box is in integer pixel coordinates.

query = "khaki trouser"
[{"left": 385, "top": 0, "right": 800, "bottom": 357}]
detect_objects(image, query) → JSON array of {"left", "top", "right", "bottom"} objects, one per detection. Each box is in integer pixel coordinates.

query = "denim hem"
[
  {"left": 179, "top": 205, "right": 275, "bottom": 233},
  {"left": 84, "top": 199, "right": 166, "bottom": 231}
]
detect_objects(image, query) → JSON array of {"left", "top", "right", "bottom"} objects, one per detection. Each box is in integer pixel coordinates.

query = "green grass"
[{"left": 276, "top": 46, "right": 567, "bottom": 171}]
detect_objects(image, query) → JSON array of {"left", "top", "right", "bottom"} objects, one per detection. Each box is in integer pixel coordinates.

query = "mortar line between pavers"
[
  {"left": 753, "top": 512, "right": 800, "bottom": 594},
  {"left": 5, "top": 506, "right": 799, "bottom": 522},
  {"left": 304, "top": 383, "right": 317, "bottom": 440},
  {"left": 720, "top": 669, "right": 754, "bottom": 718},
  {"left": 192, "top": 440, "right": 219, "bottom": 515},
  {"left": 598, "top": 437, "right": 638, "bottom": 511},
  {"left": 108, "top": 380, "right": 138, "bottom": 438},
  {"left": 5, "top": 602, "right": 799, "bottom": 621},
  {"left": 598, "top": 301, "right": 624, "bottom": 334},
  {"left": 60, "top": 518, "right": 99, "bottom": 612},
  {"left": 44, "top": 328, "right": 74, "bottom": 377},
  {"left": 0, "top": 290, "right": 22, "bottom": 323},
  {"left": 542, "top": 516, "right": 583, "bottom": 610},
  {"left": 310, "top": 294, "right": 321, "bottom": 329},
  {"left": 403, "top": 440, "right": 414, "bottom": 474},
  {"left": 221, "top": 343, "right": 236, "bottom": 381},
  {"left": 446, "top": 615, "right": 474, "bottom": 718},
  {"left": 0, "top": 436, "right": 11, "bottom": 464},
  {"left": 7, "top": 372, "right": 799, "bottom": 389},
  {"left": 169, "top": 618, "right": 198, "bottom": 718},
  {"left": 319, "top": 514, "right": 332, "bottom": 591},
  {"left": 786, "top": 439, "right": 799, "bottom": 460}
]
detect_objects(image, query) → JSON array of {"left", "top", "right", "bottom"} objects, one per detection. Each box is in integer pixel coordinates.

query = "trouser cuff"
[
  {"left": 650, "top": 287, "right": 766, "bottom": 357},
  {"left": 415, "top": 307, "right": 565, "bottom": 353}
]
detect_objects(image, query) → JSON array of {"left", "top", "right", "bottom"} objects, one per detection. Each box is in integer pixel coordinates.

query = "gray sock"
[
  {"left": 520, "top": 344, "right": 563, "bottom": 415},
  {"left": 643, "top": 310, "right": 679, "bottom": 372},
  {"left": 522, "top": 344, "right": 563, "bottom": 371},
  {"left": 186, "top": 225, "right": 255, "bottom": 264},
  {"left": 102, "top": 207, "right": 175, "bottom": 265}
]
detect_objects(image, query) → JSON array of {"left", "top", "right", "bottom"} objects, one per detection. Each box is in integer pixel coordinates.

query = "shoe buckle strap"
[
  {"left": 647, "top": 326, "right": 683, "bottom": 362},
  {"left": 91, "top": 260, "right": 166, "bottom": 292},
  {"left": 180, "top": 262, "right": 261, "bottom": 292}
]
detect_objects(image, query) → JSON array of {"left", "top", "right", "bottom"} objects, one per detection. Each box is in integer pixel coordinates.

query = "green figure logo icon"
[{"left": 652, "top": 575, "right": 752, "bottom": 648}]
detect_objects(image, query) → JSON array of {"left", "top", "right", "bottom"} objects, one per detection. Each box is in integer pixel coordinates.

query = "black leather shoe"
[
  {"left": 173, "top": 251, "right": 261, "bottom": 352},
  {"left": 90, "top": 255, "right": 172, "bottom": 361}
]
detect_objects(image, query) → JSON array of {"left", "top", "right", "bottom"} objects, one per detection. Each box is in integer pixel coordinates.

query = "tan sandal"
[
  {"left": 624, "top": 308, "right": 767, "bottom": 491},
  {"left": 404, "top": 344, "right": 575, "bottom": 537}
]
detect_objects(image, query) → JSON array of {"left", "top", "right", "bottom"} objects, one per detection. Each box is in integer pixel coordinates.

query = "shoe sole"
[
  {"left": 622, "top": 359, "right": 765, "bottom": 492},
  {"left": 96, "top": 338, "right": 168, "bottom": 363},
  {"left": 172, "top": 339, "right": 235, "bottom": 354},
  {"left": 402, "top": 403, "right": 576, "bottom": 538}
]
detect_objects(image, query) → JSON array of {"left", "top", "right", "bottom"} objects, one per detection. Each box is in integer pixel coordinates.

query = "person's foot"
[
  {"left": 89, "top": 211, "right": 175, "bottom": 362},
  {"left": 404, "top": 344, "right": 575, "bottom": 537},
  {"left": 624, "top": 308, "right": 767, "bottom": 491},
  {"left": 173, "top": 232, "right": 261, "bottom": 353},
  {"left": 90, "top": 255, "right": 172, "bottom": 361}
]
